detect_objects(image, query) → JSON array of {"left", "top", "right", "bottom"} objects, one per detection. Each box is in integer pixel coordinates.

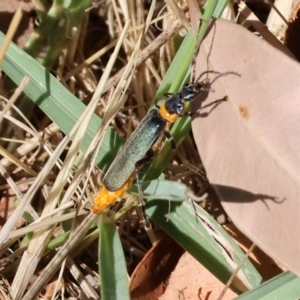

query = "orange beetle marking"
[
  {"left": 159, "top": 104, "right": 181, "bottom": 123},
  {"left": 92, "top": 174, "right": 135, "bottom": 214}
]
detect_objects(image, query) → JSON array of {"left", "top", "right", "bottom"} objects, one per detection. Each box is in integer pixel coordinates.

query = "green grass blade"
[
  {"left": 99, "top": 215, "right": 130, "bottom": 300},
  {"left": 130, "top": 180, "right": 192, "bottom": 201},
  {"left": 24, "top": 0, "right": 93, "bottom": 69},
  {"left": 0, "top": 31, "right": 123, "bottom": 171},
  {"left": 131, "top": 177, "right": 264, "bottom": 292},
  {"left": 146, "top": 199, "right": 262, "bottom": 293},
  {"left": 3, "top": 0, "right": 93, "bottom": 136},
  {"left": 144, "top": 0, "right": 224, "bottom": 181},
  {"left": 142, "top": 4, "right": 263, "bottom": 289},
  {"left": 235, "top": 271, "right": 300, "bottom": 300},
  {"left": 204, "top": 0, "right": 231, "bottom": 19}
]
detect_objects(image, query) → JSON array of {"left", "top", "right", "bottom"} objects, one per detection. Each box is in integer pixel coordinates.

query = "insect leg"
[
  {"left": 163, "top": 93, "right": 174, "bottom": 99},
  {"left": 163, "top": 130, "right": 176, "bottom": 152},
  {"left": 134, "top": 150, "right": 157, "bottom": 243}
]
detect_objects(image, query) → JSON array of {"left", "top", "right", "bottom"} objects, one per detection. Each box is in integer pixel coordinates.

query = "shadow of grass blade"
[{"left": 0, "top": 31, "right": 123, "bottom": 171}]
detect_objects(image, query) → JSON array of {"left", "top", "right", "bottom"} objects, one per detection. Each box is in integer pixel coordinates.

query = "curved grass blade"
[{"left": 146, "top": 199, "right": 262, "bottom": 293}]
